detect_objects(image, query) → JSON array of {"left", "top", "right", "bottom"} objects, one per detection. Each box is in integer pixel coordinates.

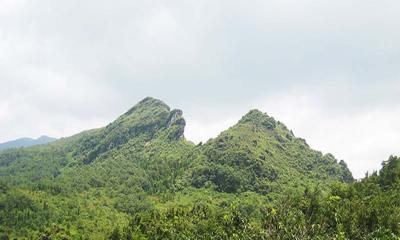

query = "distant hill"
[{"left": 0, "top": 135, "right": 57, "bottom": 151}]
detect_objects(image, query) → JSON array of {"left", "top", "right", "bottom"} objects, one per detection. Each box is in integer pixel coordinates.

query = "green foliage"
[
  {"left": 0, "top": 97, "right": 397, "bottom": 239},
  {"left": 190, "top": 109, "right": 353, "bottom": 195}
]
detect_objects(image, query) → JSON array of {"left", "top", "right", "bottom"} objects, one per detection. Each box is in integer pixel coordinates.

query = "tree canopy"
[{"left": 0, "top": 97, "right": 397, "bottom": 239}]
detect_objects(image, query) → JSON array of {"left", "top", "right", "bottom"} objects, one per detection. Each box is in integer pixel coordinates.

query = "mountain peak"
[
  {"left": 80, "top": 97, "right": 186, "bottom": 163},
  {"left": 138, "top": 97, "right": 168, "bottom": 107},
  {"left": 242, "top": 109, "right": 270, "bottom": 118},
  {"left": 238, "top": 109, "right": 277, "bottom": 130},
  {"left": 123, "top": 97, "right": 170, "bottom": 117}
]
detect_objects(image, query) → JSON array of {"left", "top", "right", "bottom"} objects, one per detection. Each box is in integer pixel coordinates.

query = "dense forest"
[{"left": 0, "top": 97, "right": 398, "bottom": 239}]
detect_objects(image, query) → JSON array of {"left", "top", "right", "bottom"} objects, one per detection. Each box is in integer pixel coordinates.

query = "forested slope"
[{"left": 0, "top": 97, "right": 397, "bottom": 239}]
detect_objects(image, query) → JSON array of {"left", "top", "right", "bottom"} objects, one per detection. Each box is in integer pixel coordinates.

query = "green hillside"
[
  {"left": 190, "top": 109, "right": 352, "bottom": 196},
  {"left": 0, "top": 97, "right": 398, "bottom": 239}
]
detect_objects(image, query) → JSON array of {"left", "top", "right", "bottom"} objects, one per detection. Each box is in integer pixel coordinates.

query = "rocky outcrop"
[{"left": 166, "top": 109, "right": 186, "bottom": 140}]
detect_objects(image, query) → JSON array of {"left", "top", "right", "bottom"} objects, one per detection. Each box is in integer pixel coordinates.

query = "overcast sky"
[{"left": 1, "top": 0, "right": 399, "bottom": 178}]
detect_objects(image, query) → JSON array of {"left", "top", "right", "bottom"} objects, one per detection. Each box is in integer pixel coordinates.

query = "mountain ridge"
[
  {"left": 0, "top": 96, "right": 359, "bottom": 238},
  {"left": 0, "top": 135, "right": 57, "bottom": 151}
]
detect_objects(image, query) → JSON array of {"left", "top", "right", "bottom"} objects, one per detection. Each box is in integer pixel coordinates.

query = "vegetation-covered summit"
[
  {"left": 190, "top": 109, "right": 353, "bottom": 196},
  {"left": 0, "top": 97, "right": 398, "bottom": 239}
]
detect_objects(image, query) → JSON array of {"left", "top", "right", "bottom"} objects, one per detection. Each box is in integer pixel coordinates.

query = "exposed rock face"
[
  {"left": 167, "top": 109, "right": 186, "bottom": 140},
  {"left": 168, "top": 109, "right": 183, "bottom": 127}
]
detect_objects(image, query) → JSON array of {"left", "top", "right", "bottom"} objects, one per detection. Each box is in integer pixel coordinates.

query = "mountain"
[
  {"left": 1, "top": 97, "right": 397, "bottom": 239},
  {"left": 190, "top": 109, "right": 353, "bottom": 196},
  {"left": 0, "top": 135, "right": 57, "bottom": 151}
]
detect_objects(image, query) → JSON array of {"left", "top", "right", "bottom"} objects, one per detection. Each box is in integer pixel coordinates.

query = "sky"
[{"left": 0, "top": 0, "right": 399, "bottom": 178}]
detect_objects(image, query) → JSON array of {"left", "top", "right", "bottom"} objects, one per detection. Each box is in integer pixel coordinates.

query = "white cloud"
[{"left": 185, "top": 117, "right": 238, "bottom": 144}]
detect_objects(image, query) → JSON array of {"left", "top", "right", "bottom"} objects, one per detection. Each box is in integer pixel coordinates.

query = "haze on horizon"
[{"left": 0, "top": 0, "right": 399, "bottom": 178}]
